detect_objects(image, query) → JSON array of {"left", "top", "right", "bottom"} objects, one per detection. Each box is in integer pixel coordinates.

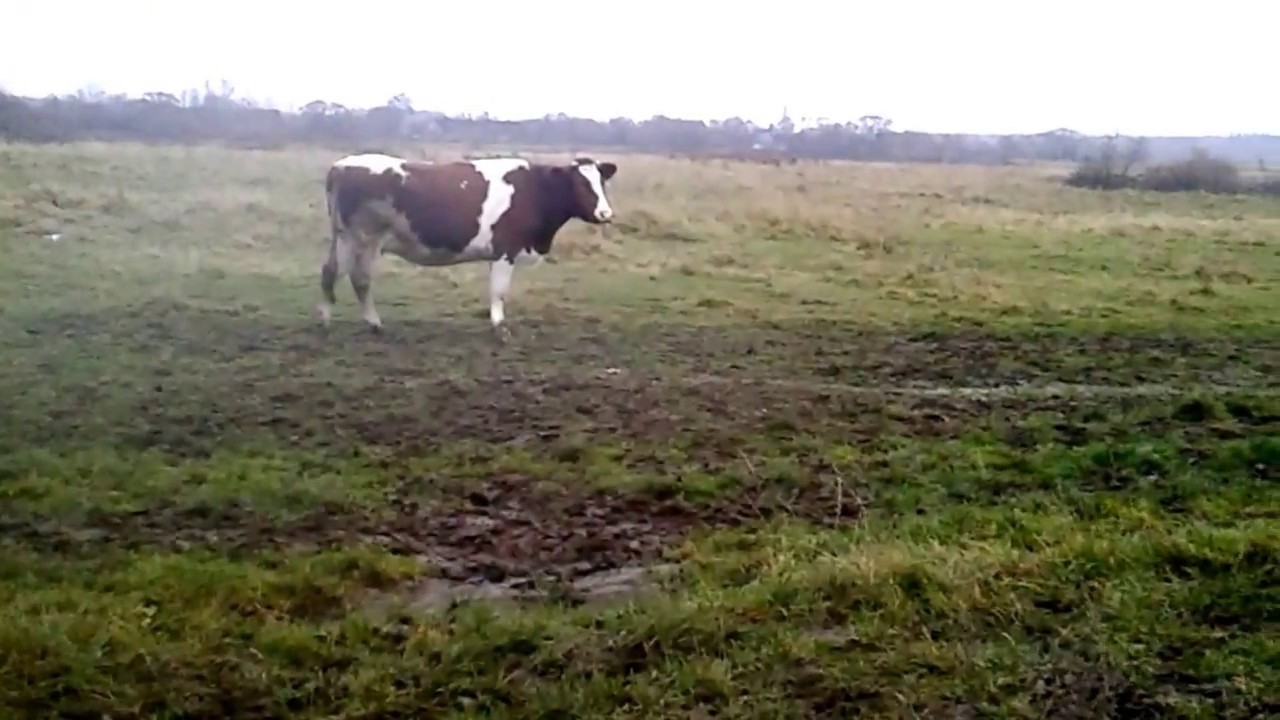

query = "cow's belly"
[{"left": 381, "top": 236, "right": 494, "bottom": 267}]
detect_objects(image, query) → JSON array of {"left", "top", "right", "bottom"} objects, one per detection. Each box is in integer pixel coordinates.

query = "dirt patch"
[
  {"left": 6, "top": 304, "right": 1276, "bottom": 457},
  {"left": 6, "top": 306, "right": 1276, "bottom": 610},
  {"left": 123, "top": 371, "right": 1069, "bottom": 458},
  {"left": 1026, "top": 658, "right": 1168, "bottom": 719},
  {"left": 2, "top": 474, "right": 862, "bottom": 589},
  {"left": 19, "top": 304, "right": 1280, "bottom": 390},
  {"left": 367, "top": 563, "right": 683, "bottom": 614}
]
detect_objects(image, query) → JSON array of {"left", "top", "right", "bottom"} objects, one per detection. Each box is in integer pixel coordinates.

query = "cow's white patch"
[
  {"left": 575, "top": 163, "right": 613, "bottom": 222},
  {"left": 489, "top": 257, "right": 515, "bottom": 328},
  {"left": 511, "top": 248, "right": 543, "bottom": 266},
  {"left": 488, "top": 249, "right": 544, "bottom": 330},
  {"left": 466, "top": 158, "right": 529, "bottom": 256},
  {"left": 334, "top": 153, "right": 409, "bottom": 178}
]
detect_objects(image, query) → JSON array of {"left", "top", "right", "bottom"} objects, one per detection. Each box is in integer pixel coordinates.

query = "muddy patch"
[
  {"left": 21, "top": 306, "right": 1279, "bottom": 387},
  {"left": 3, "top": 474, "right": 862, "bottom": 590},
  {"left": 366, "top": 563, "right": 683, "bottom": 615}
]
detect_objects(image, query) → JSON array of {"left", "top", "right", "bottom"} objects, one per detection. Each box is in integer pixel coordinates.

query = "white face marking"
[
  {"left": 333, "top": 153, "right": 409, "bottom": 178},
  {"left": 467, "top": 157, "right": 530, "bottom": 257},
  {"left": 575, "top": 163, "right": 613, "bottom": 223}
]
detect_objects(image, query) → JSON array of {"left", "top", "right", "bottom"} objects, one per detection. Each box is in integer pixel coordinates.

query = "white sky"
[{"left": 3, "top": 1, "right": 1274, "bottom": 136}]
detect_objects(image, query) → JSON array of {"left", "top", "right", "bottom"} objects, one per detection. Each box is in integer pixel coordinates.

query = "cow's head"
[{"left": 564, "top": 157, "right": 618, "bottom": 224}]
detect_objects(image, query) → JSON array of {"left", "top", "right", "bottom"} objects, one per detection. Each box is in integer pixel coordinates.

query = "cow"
[{"left": 319, "top": 152, "right": 618, "bottom": 341}]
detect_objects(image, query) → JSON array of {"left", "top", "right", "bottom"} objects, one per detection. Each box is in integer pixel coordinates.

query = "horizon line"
[{"left": 3, "top": 83, "right": 1276, "bottom": 141}]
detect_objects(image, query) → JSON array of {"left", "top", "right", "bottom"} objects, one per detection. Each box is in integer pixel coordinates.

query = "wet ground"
[
  {"left": 3, "top": 303, "right": 1277, "bottom": 601},
  {"left": 12, "top": 305, "right": 1276, "bottom": 453}
]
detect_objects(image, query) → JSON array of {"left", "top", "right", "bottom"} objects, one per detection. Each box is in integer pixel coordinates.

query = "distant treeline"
[{"left": 2, "top": 84, "right": 1278, "bottom": 167}]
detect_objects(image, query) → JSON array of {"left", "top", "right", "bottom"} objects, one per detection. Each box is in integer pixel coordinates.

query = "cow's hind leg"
[
  {"left": 318, "top": 231, "right": 354, "bottom": 327},
  {"left": 350, "top": 239, "right": 383, "bottom": 332}
]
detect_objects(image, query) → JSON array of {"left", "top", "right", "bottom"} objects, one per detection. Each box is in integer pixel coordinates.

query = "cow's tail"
[{"left": 324, "top": 169, "right": 342, "bottom": 241}]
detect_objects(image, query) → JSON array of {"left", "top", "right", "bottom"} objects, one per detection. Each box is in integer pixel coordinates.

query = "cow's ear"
[{"left": 598, "top": 162, "right": 617, "bottom": 181}]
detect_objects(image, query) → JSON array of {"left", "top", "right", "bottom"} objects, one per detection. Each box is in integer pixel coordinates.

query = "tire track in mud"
[{"left": 673, "top": 374, "right": 1280, "bottom": 398}]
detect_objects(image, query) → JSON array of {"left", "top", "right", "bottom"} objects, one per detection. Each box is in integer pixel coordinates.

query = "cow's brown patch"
[
  {"left": 490, "top": 165, "right": 574, "bottom": 258},
  {"left": 489, "top": 160, "right": 618, "bottom": 259},
  {"left": 394, "top": 161, "right": 488, "bottom": 253},
  {"left": 327, "top": 161, "right": 491, "bottom": 254}
]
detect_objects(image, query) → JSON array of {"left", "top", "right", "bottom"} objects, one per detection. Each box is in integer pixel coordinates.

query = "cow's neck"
[
  {"left": 531, "top": 212, "right": 573, "bottom": 254},
  {"left": 529, "top": 168, "right": 577, "bottom": 254}
]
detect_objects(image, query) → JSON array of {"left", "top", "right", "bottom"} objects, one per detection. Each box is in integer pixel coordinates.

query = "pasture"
[{"left": 0, "top": 140, "right": 1277, "bottom": 718}]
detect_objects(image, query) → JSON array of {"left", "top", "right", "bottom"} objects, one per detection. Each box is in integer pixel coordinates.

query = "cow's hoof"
[
  {"left": 368, "top": 324, "right": 384, "bottom": 335},
  {"left": 492, "top": 324, "right": 512, "bottom": 344}
]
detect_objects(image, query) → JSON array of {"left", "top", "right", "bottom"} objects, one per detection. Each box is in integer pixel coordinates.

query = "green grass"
[{"left": 0, "top": 140, "right": 1277, "bottom": 717}]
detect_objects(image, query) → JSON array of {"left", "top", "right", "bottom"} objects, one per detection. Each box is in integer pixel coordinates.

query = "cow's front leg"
[{"left": 488, "top": 257, "right": 516, "bottom": 343}]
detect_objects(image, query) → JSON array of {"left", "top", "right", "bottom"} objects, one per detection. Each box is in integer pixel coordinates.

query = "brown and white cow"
[{"left": 319, "top": 152, "right": 618, "bottom": 340}]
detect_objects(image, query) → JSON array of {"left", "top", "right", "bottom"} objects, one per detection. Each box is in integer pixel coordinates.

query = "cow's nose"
[{"left": 596, "top": 208, "right": 614, "bottom": 223}]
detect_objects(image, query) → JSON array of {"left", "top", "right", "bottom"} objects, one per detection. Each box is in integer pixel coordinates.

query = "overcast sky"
[{"left": 4, "top": 1, "right": 1273, "bottom": 136}]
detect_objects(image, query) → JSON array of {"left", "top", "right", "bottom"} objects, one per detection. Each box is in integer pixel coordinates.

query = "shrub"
[
  {"left": 1064, "top": 159, "right": 1137, "bottom": 190},
  {"left": 1138, "top": 150, "right": 1243, "bottom": 194},
  {"left": 1252, "top": 176, "right": 1280, "bottom": 197},
  {"left": 1065, "top": 147, "right": 1280, "bottom": 197},
  {"left": 1063, "top": 134, "right": 1145, "bottom": 190}
]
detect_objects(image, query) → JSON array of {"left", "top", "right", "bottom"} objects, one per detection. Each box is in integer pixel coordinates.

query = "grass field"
[{"left": 0, "top": 139, "right": 1277, "bottom": 718}]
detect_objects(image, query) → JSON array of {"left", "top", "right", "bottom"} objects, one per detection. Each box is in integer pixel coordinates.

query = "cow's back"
[{"left": 326, "top": 154, "right": 542, "bottom": 261}]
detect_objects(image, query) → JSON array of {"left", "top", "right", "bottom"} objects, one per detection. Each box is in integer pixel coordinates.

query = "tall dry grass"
[{"left": 1, "top": 140, "right": 1276, "bottom": 331}]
